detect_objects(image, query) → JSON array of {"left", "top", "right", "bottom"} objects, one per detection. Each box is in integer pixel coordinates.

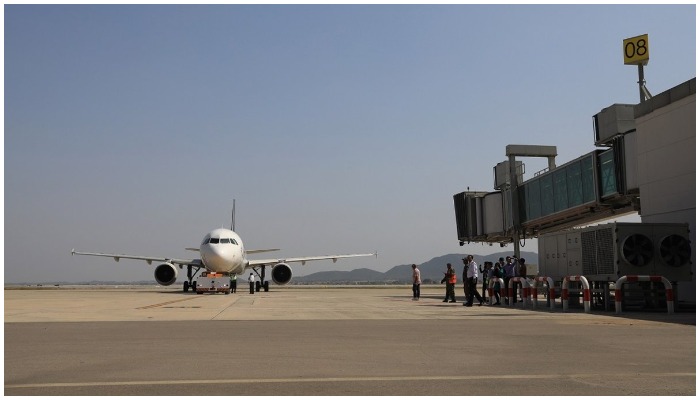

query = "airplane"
[{"left": 71, "top": 202, "right": 376, "bottom": 292}]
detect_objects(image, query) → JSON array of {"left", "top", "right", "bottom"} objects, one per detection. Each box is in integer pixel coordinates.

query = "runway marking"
[
  {"left": 6, "top": 372, "right": 695, "bottom": 389},
  {"left": 136, "top": 297, "right": 199, "bottom": 310}
]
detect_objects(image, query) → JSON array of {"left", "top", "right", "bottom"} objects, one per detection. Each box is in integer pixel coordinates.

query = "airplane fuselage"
[{"left": 199, "top": 228, "right": 247, "bottom": 275}]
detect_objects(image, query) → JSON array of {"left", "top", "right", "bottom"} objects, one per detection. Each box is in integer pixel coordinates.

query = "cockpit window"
[{"left": 206, "top": 237, "right": 238, "bottom": 245}]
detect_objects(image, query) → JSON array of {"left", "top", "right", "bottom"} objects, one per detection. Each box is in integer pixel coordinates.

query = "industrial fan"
[{"left": 620, "top": 233, "right": 654, "bottom": 267}]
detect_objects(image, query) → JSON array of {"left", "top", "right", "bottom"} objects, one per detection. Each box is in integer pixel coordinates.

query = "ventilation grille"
[
  {"left": 596, "top": 228, "right": 615, "bottom": 274},
  {"left": 581, "top": 231, "right": 597, "bottom": 275}
]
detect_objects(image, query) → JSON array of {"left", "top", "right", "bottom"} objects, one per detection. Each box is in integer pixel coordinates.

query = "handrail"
[
  {"left": 507, "top": 277, "right": 531, "bottom": 308},
  {"left": 562, "top": 276, "right": 591, "bottom": 313},
  {"left": 531, "top": 276, "right": 556, "bottom": 310},
  {"left": 615, "top": 275, "right": 674, "bottom": 314}
]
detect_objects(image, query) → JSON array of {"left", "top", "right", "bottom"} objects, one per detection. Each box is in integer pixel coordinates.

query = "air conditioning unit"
[{"left": 538, "top": 222, "right": 692, "bottom": 282}]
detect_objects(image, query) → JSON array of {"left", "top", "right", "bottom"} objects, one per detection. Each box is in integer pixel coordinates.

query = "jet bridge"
[
  {"left": 454, "top": 104, "right": 641, "bottom": 247},
  {"left": 453, "top": 148, "right": 639, "bottom": 244}
]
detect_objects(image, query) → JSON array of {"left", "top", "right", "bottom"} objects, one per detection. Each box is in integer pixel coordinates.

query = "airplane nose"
[{"left": 202, "top": 245, "right": 232, "bottom": 271}]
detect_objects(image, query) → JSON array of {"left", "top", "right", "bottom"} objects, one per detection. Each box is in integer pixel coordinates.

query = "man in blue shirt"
[{"left": 503, "top": 256, "right": 515, "bottom": 304}]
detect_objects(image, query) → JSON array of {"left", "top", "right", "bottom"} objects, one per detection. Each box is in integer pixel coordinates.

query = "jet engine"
[
  {"left": 154, "top": 263, "right": 178, "bottom": 286},
  {"left": 271, "top": 263, "right": 293, "bottom": 285}
]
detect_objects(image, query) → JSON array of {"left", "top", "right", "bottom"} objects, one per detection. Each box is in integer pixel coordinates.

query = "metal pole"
[
  {"left": 638, "top": 64, "right": 646, "bottom": 103},
  {"left": 509, "top": 155, "right": 520, "bottom": 259}
]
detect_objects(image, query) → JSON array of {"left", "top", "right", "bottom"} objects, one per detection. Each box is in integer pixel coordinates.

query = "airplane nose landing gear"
[{"left": 183, "top": 264, "right": 201, "bottom": 293}]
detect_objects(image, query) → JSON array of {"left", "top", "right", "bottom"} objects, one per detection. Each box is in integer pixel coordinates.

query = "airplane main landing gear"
[
  {"left": 254, "top": 281, "right": 270, "bottom": 292},
  {"left": 252, "top": 266, "right": 270, "bottom": 292}
]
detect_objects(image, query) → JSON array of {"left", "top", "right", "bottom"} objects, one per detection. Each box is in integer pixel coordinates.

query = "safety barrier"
[
  {"left": 507, "top": 277, "right": 531, "bottom": 308},
  {"left": 488, "top": 278, "right": 505, "bottom": 306},
  {"left": 530, "top": 276, "right": 556, "bottom": 311},
  {"left": 562, "top": 276, "right": 591, "bottom": 313},
  {"left": 615, "top": 275, "right": 674, "bottom": 314}
]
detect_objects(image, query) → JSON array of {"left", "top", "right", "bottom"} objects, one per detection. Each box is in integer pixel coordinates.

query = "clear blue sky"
[{"left": 4, "top": 5, "right": 696, "bottom": 283}]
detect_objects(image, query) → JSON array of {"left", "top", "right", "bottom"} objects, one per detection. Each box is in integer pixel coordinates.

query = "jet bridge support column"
[{"left": 506, "top": 145, "right": 558, "bottom": 259}]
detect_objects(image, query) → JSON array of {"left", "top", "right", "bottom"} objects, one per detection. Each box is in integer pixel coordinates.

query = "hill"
[{"left": 293, "top": 251, "right": 538, "bottom": 284}]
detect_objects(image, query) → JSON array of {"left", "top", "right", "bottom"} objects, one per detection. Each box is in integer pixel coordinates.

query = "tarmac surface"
[{"left": 4, "top": 285, "right": 696, "bottom": 396}]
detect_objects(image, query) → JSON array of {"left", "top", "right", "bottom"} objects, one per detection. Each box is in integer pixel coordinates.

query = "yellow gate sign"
[{"left": 623, "top": 34, "right": 649, "bottom": 65}]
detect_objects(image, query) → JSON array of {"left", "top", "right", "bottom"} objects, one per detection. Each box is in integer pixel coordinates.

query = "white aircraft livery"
[{"left": 72, "top": 204, "right": 376, "bottom": 292}]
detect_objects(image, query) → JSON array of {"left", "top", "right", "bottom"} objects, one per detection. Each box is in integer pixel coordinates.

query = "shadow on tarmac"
[{"left": 386, "top": 294, "right": 696, "bottom": 326}]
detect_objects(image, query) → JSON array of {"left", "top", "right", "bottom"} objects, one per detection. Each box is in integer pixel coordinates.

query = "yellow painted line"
[
  {"left": 6, "top": 372, "right": 695, "bottom": 389},
  {"left": 136, "top": 297, "right": 199, "bottom": 310}
]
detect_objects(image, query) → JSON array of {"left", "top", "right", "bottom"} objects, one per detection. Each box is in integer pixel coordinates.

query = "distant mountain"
[
  {"left": 293, "top": 251, "right": 538, "bottom": 284},
  {"left": 293, "top": 268, "right": 386, "bottom": 283}
]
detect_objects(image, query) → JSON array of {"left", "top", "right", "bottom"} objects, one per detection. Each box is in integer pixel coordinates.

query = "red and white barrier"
[
  {"left": 488, "top": 277, "right": 505, "bottom": 306},
  {"left": 562, "top": 276, "right": 591, "bottom": 313},
  {"left": 615, "top": 275, "right": 674, "bottom": 314},
  {"left": 530, "top": 276, "right": 555, "bottom": 310},
  {"left": 507, "top": 277, "right": 531, "bottom": 308}
]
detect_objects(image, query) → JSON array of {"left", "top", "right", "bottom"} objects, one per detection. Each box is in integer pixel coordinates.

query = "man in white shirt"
[
  {"left": 411, "top": 264, "right": 421, "bottom": 301},
  {"left": 463, "top": 255, "right": 485, "bottom": 307},
  {"left": 248, "top": 272, "right": 256, "bottom": 294}
]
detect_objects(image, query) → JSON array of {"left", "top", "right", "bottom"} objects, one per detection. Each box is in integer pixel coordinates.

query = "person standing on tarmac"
[
  {"left": 230, "top": 274, "right": 237, "bottom": 293},
  {"left": 411, "top": 264, "right": 421, "bottom": 301},
  {"left": 441, "top": 263, "right": 457, "bottom": 303},
  {"left": 517, "top": 257, "right": 527, "bottom": 302},
  {"left": 479, "top": 262, "right": 493, "bottom": 302},
  {"left": 464, "top": 255, "right": 485, "bottom": 307},
  {"left": 503, "top": 256, "right": 515, "bottom": 304},
  {"left": 248, "top": 272, "right": 256, "bottom": 294},
  {"left": 491, "top": 261, "right": 503, "bottom": 305},
  {"left": 461, "top": 258, "right": 471, "bottom": 303}
]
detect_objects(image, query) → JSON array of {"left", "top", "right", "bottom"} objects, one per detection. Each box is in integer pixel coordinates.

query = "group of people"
[
  {"left": 228, "top": 273, "right": 259, "bottom": 294},
  {"left": 410, "top": 255, "right": 528, "bottom": 306}
]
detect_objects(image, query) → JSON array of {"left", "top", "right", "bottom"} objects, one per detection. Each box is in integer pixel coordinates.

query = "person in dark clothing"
[
  {"left": 491, "top": 260, "right": 504, "bottom": 305},
  {"left": 441, "top": 263, "right": 457, "bottom": 303},
  {"left": 479, "top": 262, "right": 493, "bottom": 302},
  {"left": 230, "top": 274, "right": 237, "bottom": 293}
]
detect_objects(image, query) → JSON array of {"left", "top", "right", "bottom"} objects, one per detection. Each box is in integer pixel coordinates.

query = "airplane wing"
[
  {"left": 248, "top": 252, "right": 376, "bottom": 267},
  {"left": 247, "top": 248, "right": 281, "bottom": 255},
  {"left": 71, "top": 249, "right": 202, "bottom": 268}
]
